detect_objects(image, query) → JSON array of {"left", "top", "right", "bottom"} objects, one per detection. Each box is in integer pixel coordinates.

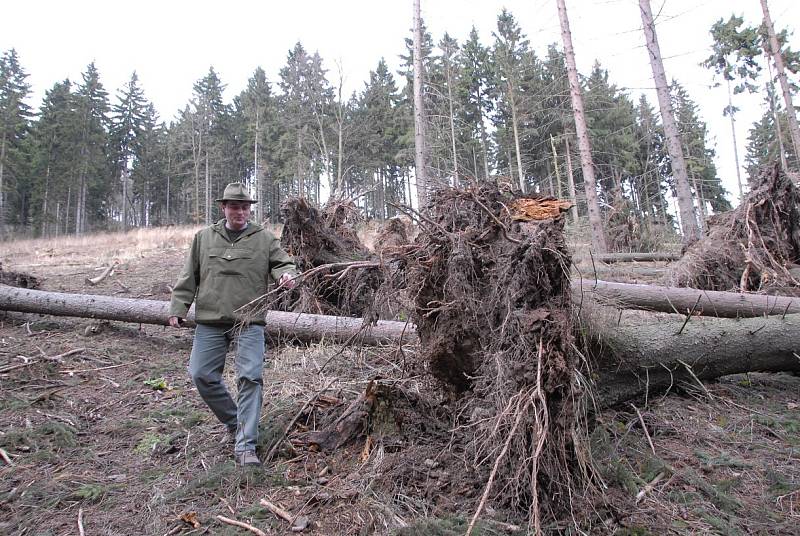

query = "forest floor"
[{"left": 1, "top": 226, "right": 799, "bottom": 535}]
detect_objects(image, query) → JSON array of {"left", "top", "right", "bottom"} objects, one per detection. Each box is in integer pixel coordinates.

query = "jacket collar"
[{"left": 211, "top": 219, "right": 262, "bottom": 241}]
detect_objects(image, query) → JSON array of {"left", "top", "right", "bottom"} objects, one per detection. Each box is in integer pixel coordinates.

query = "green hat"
[{"left": 216, "top": 183, "right": 256, "bottom": 203}]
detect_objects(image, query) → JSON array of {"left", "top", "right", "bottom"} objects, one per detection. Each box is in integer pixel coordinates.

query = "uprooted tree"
[{"left": 668, "top": 163, "right": 800, "bottom": 293}]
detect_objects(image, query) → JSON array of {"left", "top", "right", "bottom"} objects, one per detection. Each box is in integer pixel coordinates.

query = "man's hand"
[
  {"left": 168, "top": 316, "right": 184, "bottom": 328},
  {"left": 278, "top": 272, "right": 297, "bottom": 290}
]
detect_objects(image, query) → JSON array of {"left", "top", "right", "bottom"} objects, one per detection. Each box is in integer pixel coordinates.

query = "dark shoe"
[{"left": 235, "top": 450, "right": 261, "bottom": 467}]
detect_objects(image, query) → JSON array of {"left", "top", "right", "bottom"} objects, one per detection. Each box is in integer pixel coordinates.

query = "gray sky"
[{"left": 2, "top": 0, "right": 799, "bottom": 205}]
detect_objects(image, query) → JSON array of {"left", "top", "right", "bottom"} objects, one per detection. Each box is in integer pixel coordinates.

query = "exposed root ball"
[
  {"left": 279, "top": 198, "right": 381, "bottom": 316},
  {"left": 668, "top": 164, "right": 800, "bottom": 293},
  {"left": 394, "top": 186, "right": 594, "bottom": 528}
]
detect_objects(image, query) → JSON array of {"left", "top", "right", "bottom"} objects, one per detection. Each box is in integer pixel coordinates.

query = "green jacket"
[{"left": 169, "top": 220, "right": 297, "bottom": 325}]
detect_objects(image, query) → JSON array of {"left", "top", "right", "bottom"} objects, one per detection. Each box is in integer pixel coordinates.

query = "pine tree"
[
  {"left": 28, "top": 80, "right": 82, "bottom": 236},
  {"left": 0, "top": 49, "right": 33, "bottom": 232},
  {"left": 460, "top": 27, "right": 494, "bottom": 180},
  {"left": 110, "top": 72, "right": 148, "bottom": 229},
  {"left": 492, "top": 8, "right": 529, "bottom": 191},
  {"left": 234, "top": 67, "right": 276, "bottom": 221},
  {"left": 73, "top": 62, "right": 111, "bottom": 234}
]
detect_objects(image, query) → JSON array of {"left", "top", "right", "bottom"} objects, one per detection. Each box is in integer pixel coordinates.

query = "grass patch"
[
  {"left": 134, "top": 432, "right": 164, "bottom": 456},
  {"left": 393, "top": 516, "right": 503, "bottom": 535},
  {"left": 71, "top": 483, "right": 108, "bottom": 502}
]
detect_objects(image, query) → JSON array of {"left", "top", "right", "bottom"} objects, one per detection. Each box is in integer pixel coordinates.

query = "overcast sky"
[{"left": 2, "top": 0, "right": 798, "bottom": 205}]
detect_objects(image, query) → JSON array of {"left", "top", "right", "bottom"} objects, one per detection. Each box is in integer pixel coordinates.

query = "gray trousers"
[{"left": 188, "top": 323, "right": 265, "bottom": 452}]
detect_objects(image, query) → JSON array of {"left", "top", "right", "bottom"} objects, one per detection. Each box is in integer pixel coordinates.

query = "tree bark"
[
  {"left": 761, "top": 0, "right": 800, "bottom": 167},
  {"left": 576, "top": 278, "right": 800, "bottom": 317},
  {"left": 595, "top": 314, "right": 800, "bottom": 406},
  {"left": 0, "top": 285, "right": 415, "bottom": 346},
  {"left": 579, "top": 252, "right": 680, "bottom": 263},
  {"left": 564, "top": 135, "right": 579, "bottom": 224},
  {"left": 639, "top": 0, "right": 699, "bottom": 243},
  {"left": 557, "top": 0, "right": 608, "bottom": 253},
  {"left": 412, "top": 0, "right": 429, "bottom": 208}
]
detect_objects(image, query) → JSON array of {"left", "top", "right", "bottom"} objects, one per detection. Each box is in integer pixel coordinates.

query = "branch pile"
[
  {"left": 668, "top": 164, "right": 800, "bottom": 293},
  {"left": 393, "top": 188, "right": 594, "bottom": 529}
]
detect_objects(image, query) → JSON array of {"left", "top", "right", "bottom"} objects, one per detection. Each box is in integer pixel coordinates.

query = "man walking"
[{"left": 169, "top": 183, "right": 297, "bottom": 466}]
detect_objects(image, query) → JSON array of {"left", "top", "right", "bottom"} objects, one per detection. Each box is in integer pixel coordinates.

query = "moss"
[
  {"left": 683, "top": 468, "right": 742, "bottom": 513},
  {"left": 38, "top": 422, "right": 77, "bottom": 449}
]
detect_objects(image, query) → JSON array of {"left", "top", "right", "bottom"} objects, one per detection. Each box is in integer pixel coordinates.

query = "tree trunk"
[
  {"left": 761, "top": 0, "right": 800, "bottom": 168},
  {"left": 2, "top": 285, "right": 798, "bottom": 408},
  {"left": 595, "top": 313, "right": 800, "bottom": 406},
  {"left": 579, "top": 251, "right": 680, "bottom": 263},
  {"left": 557, "top": 0, "right": 608, "bottom": 253},
  {"left": 564, "top": 135, "right": 579, "bottom": 223},
  {"left": 0, "top": 285, "right": 415, "bottom": 346},
  {"left": 640, "top": 0, "right": 699, "bottom": 243},
  {"left": 412, "top": 0, "right": 429, "bottom": 207},
  {"left": 0, "top": 134, "right": 6, "bottom": 233},
  {"left": 508, "top": 81, "right": 526, "bottom": 192},
  {"left": 576, "top": 278, "right": 800, "bottom": 318},
  {"left": 726, "top": 79, "right": 744, "bottom": 203}
]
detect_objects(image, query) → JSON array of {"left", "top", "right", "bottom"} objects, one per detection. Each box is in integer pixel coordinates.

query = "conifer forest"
[{"left": 0, "top": 6, "right": 796, "bottom": 241}]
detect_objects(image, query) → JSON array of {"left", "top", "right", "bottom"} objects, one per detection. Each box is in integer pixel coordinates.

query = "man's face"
[{"left": 222, "top": 201, "right": 251, "bottom": 230}]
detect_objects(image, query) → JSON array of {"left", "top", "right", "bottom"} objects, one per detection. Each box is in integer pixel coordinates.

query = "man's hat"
[{"left": 215, "top": 183, "right": 256, "bottom": 203}]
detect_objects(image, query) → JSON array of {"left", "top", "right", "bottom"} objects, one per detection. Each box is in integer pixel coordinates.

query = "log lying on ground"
[
  {"left": 0, "top": 284, "right": 414, "bottom": 346},
  {"left": 577, "top": 278, "right": 800, "bottom": 317},
  {"left": 577, "top": 252, "right": 680, "bottom": 263},
  {"left": 594, "top": 313, "right": 800, "bottom": 406},
  {"left": 2, "top": 284, "right": 799, "bottom": 406}
]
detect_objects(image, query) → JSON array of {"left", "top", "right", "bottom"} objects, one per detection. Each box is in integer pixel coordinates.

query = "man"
[{"left": 169, "top": 182, "right": 297, "bottom": 467}]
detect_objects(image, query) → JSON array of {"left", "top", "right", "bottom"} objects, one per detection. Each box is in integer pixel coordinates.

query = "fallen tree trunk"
[
  {"left": 595, "top": 314, "right": 800, "bottom": 406},
  {"left": 577, "top": 252, "right": 680, "bottom": 263},
  {"left": 0, "top": 284, "right": 414, "bottom": 346},
  {"left": 3, "top": 284, "right": 799, "bottom": 406},
  {"left": 576, "top": 279, "right": 800, "bottom": 317}
]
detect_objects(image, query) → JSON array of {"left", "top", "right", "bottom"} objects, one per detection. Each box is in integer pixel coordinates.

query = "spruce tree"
[{"left": 0, "top": 49, "right": 33, "bottom": 232}]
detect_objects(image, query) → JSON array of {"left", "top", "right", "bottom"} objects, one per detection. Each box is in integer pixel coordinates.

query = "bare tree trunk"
[
  {"left": 444, "top": 56, "right": 459, "bottom": 185},
  {"left": 413, "top": 0, "right": 429, "bottom": 207},
  {"left": 575, "top": 278, "right": 800, "bottom": 317},
  {"left": 0, "top": 135, "right": 6, "bottom": 233},
  {"left": 121, "top": 168, "right": 128, "bottom": 231},
  {"left": 204, "top": 150, "right": 211, "bottom": 224},
  {"left": 2, "top": 285, "right": 798, "bottom": 408},
  {"left": 766, "top": 58, "right": 789, "bottom": 172},
  {"left": 564, "top": 135, "right": 579, "bottom": 223},
  {"left": 640, "top": 0, "right": 699, "bottom": 243},
  {"left": 509, "top": 84, "right": 526, "bottom": 192},
  {"left": 550, "top": 135, "right": 562, "bottom": 198},
  {"left": 595, "top": 313, "right": 800, "bottom": 406},
  {"left": 254, "top": 109, "right": 261, "bottom": 222},
  {"left": 557, "top": 0, "right": 608, "bottom": 253},
  {"left": 726, "top": 79, "right": 744, "bottom": 202},
  {"left": 761, "top": 0, "right": 800, "bottom": 167}
]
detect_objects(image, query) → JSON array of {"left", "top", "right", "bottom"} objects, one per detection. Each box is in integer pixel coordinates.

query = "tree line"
[{"left": 0, "top": 8, "right": 796, "bottom": 241}]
